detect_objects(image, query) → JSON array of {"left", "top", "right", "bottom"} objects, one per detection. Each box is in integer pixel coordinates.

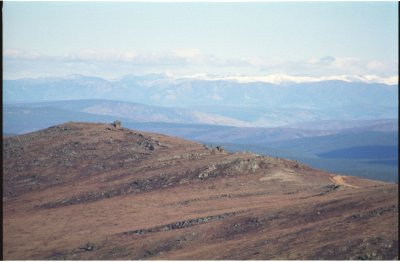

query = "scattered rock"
[
  {"left": 198, "top": 164, "right": 217, "bottom": 179},
  {"left": 79, "top": 242, "right": 95, "bottom": 252},
  {"left": 112, "top": 120, "right": 121, "bottom": 128}
]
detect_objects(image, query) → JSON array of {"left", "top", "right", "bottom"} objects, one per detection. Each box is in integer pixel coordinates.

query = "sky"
[{"left": 3, "top": 2, "right": 399, "bottom": 81}]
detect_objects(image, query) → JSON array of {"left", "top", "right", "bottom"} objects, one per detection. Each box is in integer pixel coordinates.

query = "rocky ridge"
[{"left": 3, "top": 122, "right": 398, "bottom": 260}]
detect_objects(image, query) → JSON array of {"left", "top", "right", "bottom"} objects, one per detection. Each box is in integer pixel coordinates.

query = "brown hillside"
[{"left": 3, "top": 122, "right": 398, "bottom": 260}]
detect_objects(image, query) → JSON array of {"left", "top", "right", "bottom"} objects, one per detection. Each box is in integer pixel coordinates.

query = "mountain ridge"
[
  {"left": 3, "top": 122, "right": 398, "bottom": 259},
  {"left": 4, "top": 74, "right": 397, "bottom": 110}
]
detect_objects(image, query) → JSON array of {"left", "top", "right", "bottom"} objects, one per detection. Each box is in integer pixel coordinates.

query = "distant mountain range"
[
  {"left": 4, "top": 99, "right": 397, "bottom": 138},
  {"left": 4, "top": 74, "right": 398, "bottom": 127},
  {"left": 4, "top": 100, "right": 248, "bottom": 129}
]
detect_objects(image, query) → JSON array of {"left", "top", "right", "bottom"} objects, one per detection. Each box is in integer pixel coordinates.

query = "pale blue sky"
[{"left": 3, "top": 2, "right": 398, "bottom": 79}]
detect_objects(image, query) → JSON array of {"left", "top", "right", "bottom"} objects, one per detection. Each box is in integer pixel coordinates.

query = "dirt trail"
[{"left": 329, "top": 175, "right": 359, "bottom": 189}]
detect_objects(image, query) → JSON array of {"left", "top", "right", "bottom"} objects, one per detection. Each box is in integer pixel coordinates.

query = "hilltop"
[{"left": 3, "top": 122, "right": 398, "bottom": 259}]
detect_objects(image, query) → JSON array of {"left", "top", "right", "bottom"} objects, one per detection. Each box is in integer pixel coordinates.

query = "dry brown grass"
[{"left": 3, "top": 122, "right": 398, "bottom": 260}]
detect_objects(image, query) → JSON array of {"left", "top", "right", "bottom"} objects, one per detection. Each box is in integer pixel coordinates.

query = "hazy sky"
[{"left": 3, "top": 2, "right": 398, "bottom": 79}]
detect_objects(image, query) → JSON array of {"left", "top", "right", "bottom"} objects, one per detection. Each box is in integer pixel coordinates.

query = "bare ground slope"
[{"left": 3, "top": 122, "right": 398, "bottom": 260}]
